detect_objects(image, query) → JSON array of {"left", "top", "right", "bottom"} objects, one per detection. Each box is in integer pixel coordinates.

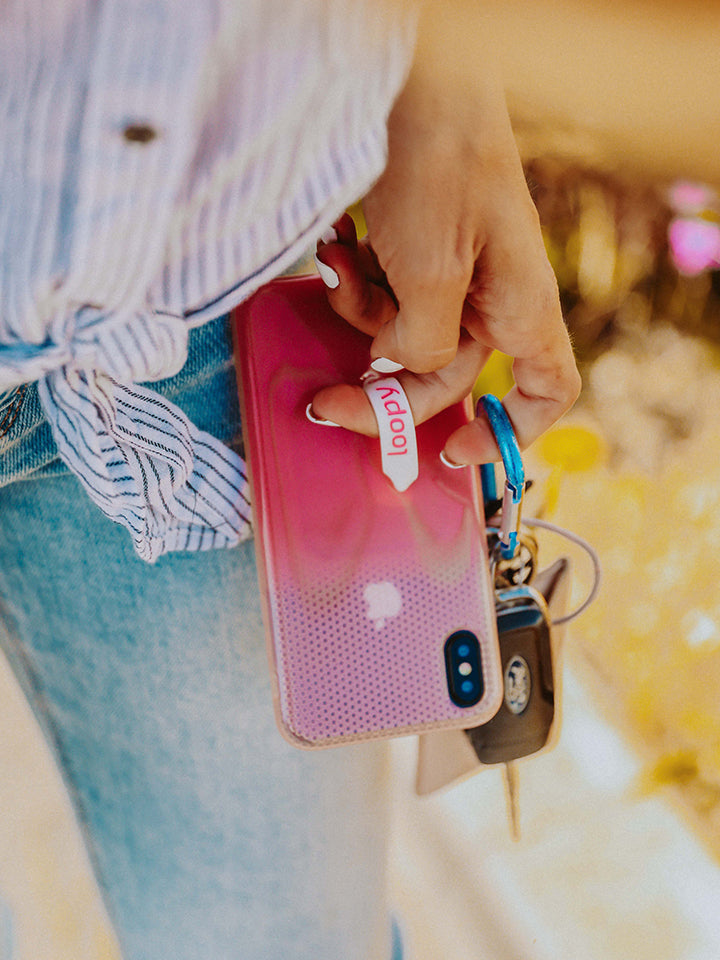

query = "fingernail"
[
  {"left": 319, "top": 226, "right": 338, "bottom": 244},
  {"left": 439, "top": 449, "right": 466, "bottom": 469},
  {"left": 305, "top": 403, "right": 340, "bottom": 427},
  {"left": 314, "top": 254, "right": 340, "bottom": 289},
  {"left": 370, "top": 357, "right": 404, "bottom": 374}
]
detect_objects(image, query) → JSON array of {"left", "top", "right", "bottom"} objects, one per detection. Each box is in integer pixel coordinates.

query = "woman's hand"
[{"left": 311, "top": 7, "right": 580, "bottom": 463}]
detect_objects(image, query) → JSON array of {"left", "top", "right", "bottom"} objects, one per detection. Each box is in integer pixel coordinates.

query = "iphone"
[{"left": 233, "top": 275, "right": 502, "bottom": 748}]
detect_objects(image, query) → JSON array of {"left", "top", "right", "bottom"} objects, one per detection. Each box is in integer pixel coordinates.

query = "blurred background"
[
  {"left": 389, "top": 2, "right": 720, "bottom": 957},
  {"left": 2, "top": 1, "right": 720, "bottom": 957}
]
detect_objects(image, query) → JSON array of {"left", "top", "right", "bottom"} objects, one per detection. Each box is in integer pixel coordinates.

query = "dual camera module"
[{"left": 444, "top": 630, "right": 484, "bottom": 707}]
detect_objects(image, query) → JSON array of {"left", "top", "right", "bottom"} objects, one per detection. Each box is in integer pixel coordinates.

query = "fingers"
[
  {"left": 438, "top": 210, "right": 581, "bottom": 464},
  {"left": 316, "top": 216, "right": 473, "bottom": 373},
  {"left": 369, "top": 249, "right": 473, "bottom": 373},
  {"left": 315, "top": 219, "right": 397, "bottom": 338},
  {"left": 313, "top": 210, "right": 581, "bottom": 463},
  {"left": 311, "top": 332, "right": 491, "bottom": 436},
  {"left": 442, "top": 340, "right": 582, "bottom": 465}
]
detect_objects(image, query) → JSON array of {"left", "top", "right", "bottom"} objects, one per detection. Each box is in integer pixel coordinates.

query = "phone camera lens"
[{"left": 444, "top": 631, "right": 484, "bottom": 707}]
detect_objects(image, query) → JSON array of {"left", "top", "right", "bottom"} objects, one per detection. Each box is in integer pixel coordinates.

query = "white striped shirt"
[{"left": 0, "top": 0, "right": 414, "bottom": 560}]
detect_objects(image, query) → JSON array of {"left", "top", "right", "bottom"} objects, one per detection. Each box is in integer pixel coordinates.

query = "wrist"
[{"left": 391, "top": 6, "right": 518, "bottom": 164}]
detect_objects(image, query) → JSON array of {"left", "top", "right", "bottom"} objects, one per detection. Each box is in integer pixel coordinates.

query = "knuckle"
[
  {"left": 389, "top": 244, "right": 473, "bottom": 296},
  {"left": 437, "top": 251, "right": 474, "bottom": 290},
  {"left": 568, "top": 365, "right": 583, "bottom": 401},
  {"left": 551, "top": 362, "right": 582, "bottom": 411}
]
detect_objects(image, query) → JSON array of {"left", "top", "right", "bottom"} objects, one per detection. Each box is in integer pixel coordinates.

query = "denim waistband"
[{"left": 0, "top": 314, "right": 241, "bottom": 488}]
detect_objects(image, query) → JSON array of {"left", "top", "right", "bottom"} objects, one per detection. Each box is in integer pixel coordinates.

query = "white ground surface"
[{"left": 388, "top": 665, "right": 720, "bottom": 960}]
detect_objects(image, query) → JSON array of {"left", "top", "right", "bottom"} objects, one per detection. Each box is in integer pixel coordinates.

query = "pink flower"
[
  {"left": 668, "top": 181, "right": 717, "bottom": 216},
  {"left": 668, "top": 217, "right": 720, "bottom": 276}
]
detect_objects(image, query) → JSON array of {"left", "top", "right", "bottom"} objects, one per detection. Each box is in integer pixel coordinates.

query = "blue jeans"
[{"left": 0, "top": 317, "right": 398, "bottom": 960}]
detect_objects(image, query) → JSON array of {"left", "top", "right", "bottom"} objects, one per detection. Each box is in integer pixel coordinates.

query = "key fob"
[
  {"left": 465, "top": 584, "right": 555, "bottom": 764},
  {"left": 415, "top": 558, "right": 570, "bottom": 796}
]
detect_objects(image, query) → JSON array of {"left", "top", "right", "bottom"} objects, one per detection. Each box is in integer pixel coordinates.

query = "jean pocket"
[
  {"left": 150, "top": 314, "right": 242, "bottom": 454},
  {"left": 0, "top": 314, "right": 240, "bottom": 488},
  {"left": 0, "top": 383, "right": 67, "bottom": 487},
  {"left": 0, "top": 386, "right": 28, "bottom": 439}
]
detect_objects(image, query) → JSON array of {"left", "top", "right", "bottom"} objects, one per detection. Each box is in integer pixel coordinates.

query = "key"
[
  {"left": 466, "top": 583, "right": 556, "bottom": 841},
  {"left": 503, "top": 761, "right": 521, "bottom": 841}
]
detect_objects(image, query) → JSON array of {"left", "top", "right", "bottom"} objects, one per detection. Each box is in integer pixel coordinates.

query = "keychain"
[
  {"left": 415, "top": 396, "right": 601, "bottom": 839},
  {"left": 465, "top": 396, "right": 555, "bottom": 838},
  {"left": 468, "top": 395, "right": 601, "bottom": 838}
]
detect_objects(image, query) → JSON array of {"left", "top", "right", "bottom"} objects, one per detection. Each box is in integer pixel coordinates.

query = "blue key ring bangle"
[
  {"left": 477, "top": 395, "right": 524, "bottom": 499},
  {"left": 477, "top": 395, "right": 525, "bottom": 558}
]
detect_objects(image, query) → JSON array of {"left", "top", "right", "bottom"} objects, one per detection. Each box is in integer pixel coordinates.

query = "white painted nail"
[
  {"left": 314, "top": 254, "right": 340, "bottom": 289},
  {"left": 319, "top": 226, "right": 338, "bottom": 244},
  {"left": 439, "top": 449, "right": 466, "bottom": 469},
  {"left": 305, "top": 403, "right": 340, "bottom": 427},
  {"left": 370, "top": 357, "right": 404, "bottom": 374}
]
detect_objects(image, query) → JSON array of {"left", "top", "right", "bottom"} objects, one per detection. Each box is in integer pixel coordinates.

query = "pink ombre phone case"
[{"left": 233, "top": 275, "right": 502, "bottom": 748}]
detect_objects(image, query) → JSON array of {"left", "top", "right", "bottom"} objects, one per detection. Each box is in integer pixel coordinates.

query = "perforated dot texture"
[{"left": 272, "top": 547, "right": 501, "bottom": 746}]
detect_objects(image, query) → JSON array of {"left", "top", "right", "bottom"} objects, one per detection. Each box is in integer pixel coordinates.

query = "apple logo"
[{"left": 363, "top": 581, "right": 403, "bottom": 631}]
